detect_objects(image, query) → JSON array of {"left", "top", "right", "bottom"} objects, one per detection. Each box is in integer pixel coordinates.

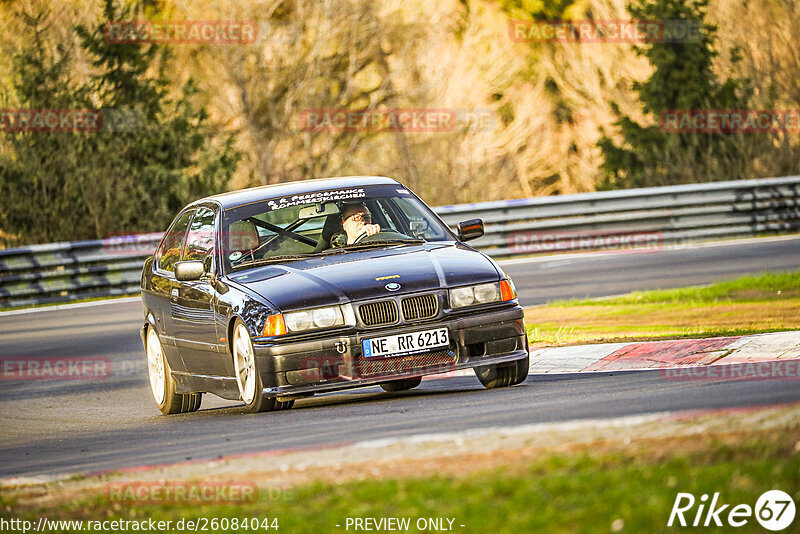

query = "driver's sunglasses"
[{"left": 344, "top": 212, "right": 371, "bottom": 224}]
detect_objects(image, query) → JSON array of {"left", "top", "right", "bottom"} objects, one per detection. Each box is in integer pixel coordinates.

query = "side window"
[
  {"left": 157, "top": 210, "right": 194, "bottom": 273},
  {"left": 393, "top": 197, "right": 447, "bottom": 240},
  {"left": 184, "top": 206, "right": 217, "bottom": 270}
]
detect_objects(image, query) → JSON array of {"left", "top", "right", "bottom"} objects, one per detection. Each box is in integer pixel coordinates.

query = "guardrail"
[{"left": 1, "top": 176, "right": 798, "bottom": 308}]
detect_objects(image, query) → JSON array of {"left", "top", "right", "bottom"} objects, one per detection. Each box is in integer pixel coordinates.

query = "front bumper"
[{"left": 251, "top": 304, "right": 528, "bottom": 396}]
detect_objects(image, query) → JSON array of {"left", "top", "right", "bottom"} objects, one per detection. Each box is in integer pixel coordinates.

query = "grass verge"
[
  {"left": 525, "top": 270, "right": 800, "bottom": 346},
  {"left": 3, "top": 426, "right": 798, "bottom": 533}
]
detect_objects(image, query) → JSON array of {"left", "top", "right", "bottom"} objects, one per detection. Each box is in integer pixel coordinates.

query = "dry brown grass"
[
  {"left": 155, "top": 0, "right": 800, "bottom": 200},
  {"left": 2, "top": 0, "right": 798, "bottom": 203}
]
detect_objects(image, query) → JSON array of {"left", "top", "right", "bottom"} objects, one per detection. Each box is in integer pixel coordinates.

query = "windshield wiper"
[
  {"left": 312, "top": 247, "right": 349, "bottom": 256},
  {"left": 342, "top": 238, "right": 425, "bottom": 250},
  {"left": 232, "top": 254, "right": 314, "bottom": 269}
]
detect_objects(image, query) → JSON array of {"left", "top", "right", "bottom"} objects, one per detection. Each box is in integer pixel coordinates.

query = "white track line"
[
  {"left": 0, "top": 296, "right": 141, "bottom": 316},
  {"left": 497, "top": 233, "right": 800, "bottom": 266}
]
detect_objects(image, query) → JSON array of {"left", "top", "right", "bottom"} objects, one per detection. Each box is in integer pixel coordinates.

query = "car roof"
[{"left": 194, "top": 176, "right": 402, "bottom": 210}]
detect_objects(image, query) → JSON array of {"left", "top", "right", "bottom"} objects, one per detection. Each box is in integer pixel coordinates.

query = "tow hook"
[{"left": 335, "top": 340, "right": 347, "bottom": 354}]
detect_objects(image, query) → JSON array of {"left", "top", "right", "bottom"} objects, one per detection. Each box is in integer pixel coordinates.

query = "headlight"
[
  {"left": 284, "top": 310, "right": 311, "bottom": 332},
  {"left": 312, "top": 307, "right": 338, "bottom": 328},
  {"left": 474, "top": 283, "right": 500, "bottom": 303},
  {"left": 449, "top": 280, "right": 516, "bottom": 309},
  {"left": 282, "top": 305, "right": 346, "bottom": 334},
  {"left": 450, "top": 286, "right": 476, "bottom": 308}
]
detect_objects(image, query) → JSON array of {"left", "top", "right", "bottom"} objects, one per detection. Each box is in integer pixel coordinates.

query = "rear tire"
[
  {"left": 380, "top": 377, "right": 423, "bottom": 392},
  {"left": 146, "top": 327, "right": 201, "bottom": 414},
  {"left": 274, "top": 399, "right": 295, "bottom": 410},
  {"left": 475, "top": 355, "right": 529, "bottom": 389},
  {"left": 186, "top": 393, "right": 203, "bottom": 412}
]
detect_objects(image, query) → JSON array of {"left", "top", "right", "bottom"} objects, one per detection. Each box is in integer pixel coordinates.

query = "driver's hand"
[{"left": 364, "top": 224, "right": 380, "bottom": 237}]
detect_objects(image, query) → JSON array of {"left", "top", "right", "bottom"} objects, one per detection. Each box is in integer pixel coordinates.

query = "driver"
[{"left": 340, "top": 202, "right": 380, "bottom": 244}]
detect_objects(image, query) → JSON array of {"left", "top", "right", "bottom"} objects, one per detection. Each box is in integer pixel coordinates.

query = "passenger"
[{"left": 340, "top": 202, "right": 381, "bottom": 244}]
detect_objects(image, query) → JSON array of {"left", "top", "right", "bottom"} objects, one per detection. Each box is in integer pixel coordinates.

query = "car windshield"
[{"left": 221, "top": 185, "right": 452, "bottom": 272}]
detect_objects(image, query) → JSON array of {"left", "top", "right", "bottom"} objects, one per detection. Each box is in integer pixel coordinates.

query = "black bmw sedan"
[{"left": 140, "top": 176, "right": 529, "bottom": 414}]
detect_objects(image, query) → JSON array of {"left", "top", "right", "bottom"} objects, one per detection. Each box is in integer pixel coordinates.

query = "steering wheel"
[
  {"left": 356, "top": 230, "right": 412, "bottom": 244},
  {"left": 251, "top": 233, "right": 286, "bottom": 257}
]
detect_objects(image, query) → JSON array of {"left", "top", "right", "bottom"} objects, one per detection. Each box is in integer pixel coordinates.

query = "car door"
[
  {"left": 174, "top": 205, "right": 228, "bottom": 376},
  {"left": 150, "top": 208, "right": 195, "bottom": 372}
]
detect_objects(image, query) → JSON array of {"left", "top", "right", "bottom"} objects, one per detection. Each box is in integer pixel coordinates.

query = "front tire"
[
  {"left": 232, "top": 319, "right": 283, "bottom": 413},
  {"left": 380, "top": 377, "right": 422, "bottom": 392},
  {"left": 146, "top": 326, "right": 202, "bottom": 414},
  {"left": 475, "top": 355, "right": 529, "bottom": 389}
]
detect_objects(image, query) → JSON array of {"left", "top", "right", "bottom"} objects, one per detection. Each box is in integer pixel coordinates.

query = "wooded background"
[{"left": 1, "top": 0, "right": 798, "bottom": 245}]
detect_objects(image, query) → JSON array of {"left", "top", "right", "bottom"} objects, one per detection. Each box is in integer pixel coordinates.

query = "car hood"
[{"left": 226, "top": 243, "right": 501, "bottom": 311}]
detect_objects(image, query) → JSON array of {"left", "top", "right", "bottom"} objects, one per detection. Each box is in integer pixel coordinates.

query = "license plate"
[{"left": 362, "top": 328, "right": 449, "bottom": 358}]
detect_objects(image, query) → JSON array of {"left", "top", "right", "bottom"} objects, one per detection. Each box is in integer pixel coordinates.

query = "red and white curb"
[
  {"left": 424, "top": 331, "right": 800, "bottom": 380},
  {"left": 528, "top": 330, "right": 800, "bottom": 375}
]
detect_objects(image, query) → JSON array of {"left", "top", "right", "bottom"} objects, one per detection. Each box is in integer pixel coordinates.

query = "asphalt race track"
[
  {"left": 1, "top": 236, "right": 799, "bottom": 479},
  {"left": 502, "top": 235, "right": 800, "bottom": 304}
]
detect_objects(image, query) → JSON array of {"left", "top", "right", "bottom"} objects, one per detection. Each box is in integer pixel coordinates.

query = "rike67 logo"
[{"left": 668, "top": 490, "right": 796, "bottom": 531}]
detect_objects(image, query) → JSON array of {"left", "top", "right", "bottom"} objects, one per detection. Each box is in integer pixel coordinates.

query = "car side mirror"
[
  {"left": 174, "top": 260, "right": 205, "bottom": 281},
  {"left": 457, "top": 218, "right": 484, "bottom": 241}
]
